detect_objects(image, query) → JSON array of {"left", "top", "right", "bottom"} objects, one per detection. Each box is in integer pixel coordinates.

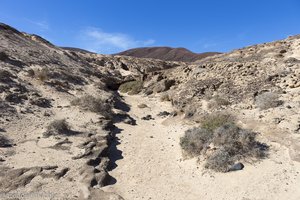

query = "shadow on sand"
[{"left": 105, "top": 92, "right": 136, "bottom": 185}]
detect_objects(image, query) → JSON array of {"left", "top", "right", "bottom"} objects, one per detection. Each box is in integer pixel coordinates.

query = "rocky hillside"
[
  {"left": 116, "top": 47, "right": 220, "bottom": 62},
  {"left": 0, "top": 23, "right": 183, "bottom": 200},
  {"left": 143, "top": 34, "right": 300, "bottom": 162}
]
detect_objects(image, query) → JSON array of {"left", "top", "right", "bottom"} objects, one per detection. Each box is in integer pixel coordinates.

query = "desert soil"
[{"left": 103, "top": 94, "right": 300, "bottom": 200}]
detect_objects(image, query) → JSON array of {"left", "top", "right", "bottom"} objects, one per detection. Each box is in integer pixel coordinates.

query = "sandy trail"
[{"left": 103, "top": 94, "right": 300, "bottom": 200}]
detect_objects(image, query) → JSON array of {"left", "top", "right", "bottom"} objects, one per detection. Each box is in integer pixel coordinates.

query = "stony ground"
[{"left": 102, "top": 94, "right": 300, "bottom": 200}]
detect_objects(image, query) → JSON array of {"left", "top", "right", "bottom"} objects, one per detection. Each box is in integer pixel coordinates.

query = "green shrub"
[
  {"left": 200, "top": 112, "right": 234, "bottom": 132},
  {"left": 119, "top": 81, "right": 143, "bottom": 95},
  {"left": 255, "top": 92, "right": 283, "bottom": 110}
]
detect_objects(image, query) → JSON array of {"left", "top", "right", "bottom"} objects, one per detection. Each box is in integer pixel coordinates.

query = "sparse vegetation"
[
  {"left": 180, "top": 127, "right": 212, "bottom": 157},
  {"left": 207, "top": 95, "right": 230, "bottom": 109},
  {"left": 180, "top": 113, "right": 268, "bottom": 172},
  {"left": 119, "top": 80, "right": 143, "bottom": 95},
  {"left": 160, "top": 93, "right": 171, "bottom": 102},
  {"left": 200, "top": 112, "right": 234, "bottom": 132},
  {"left": 255, "top": 92, "right": 283, "bottom": 110},
  {"left": 205, "top": 147, "right": 232, "bottom": 172},
  {"left": 26, "top": 69, "right": 35, "bottom": 77},
  {"left": 71, "top": 95, "right": 113, "bottom": 118},
  {"left": 44, "top": 119, "right": 71, "bottom": 137},
  {"left": 35, "top": 68, "right": 49, "bottom": 82}
]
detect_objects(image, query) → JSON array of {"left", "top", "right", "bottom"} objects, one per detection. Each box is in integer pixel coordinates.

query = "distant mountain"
[{"left": 116, "top": 47, "right": 221, "bottom": 62}]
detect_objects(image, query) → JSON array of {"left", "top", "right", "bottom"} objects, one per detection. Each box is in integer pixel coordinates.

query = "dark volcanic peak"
[{"left": 116, "top": 47, "right": 221, "bottom": 62}]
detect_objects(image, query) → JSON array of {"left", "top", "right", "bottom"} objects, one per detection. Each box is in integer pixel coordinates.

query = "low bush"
[
  {"left": 35, "top": 68, "right": 49, "bottom": 82},
  {"left": 71, "top": 95, "right": 112, "bottom": 118},
  {"left": 119, "top": 81, "right": 143, "bottom": 95},
  {"left": 180, "top": 113, "right": 268, "bottom": 172},
  {"left": 44, "top": 119, "right": 71, "bottom": 137},
  {"left": 200, "top": 112, "right": 234, "bottom": 132},
  {"left": 207, "top": 95, "right": 230, "bottom": 109},
  {"left": 255, "top": 92, "right": 283, "bottom": 110},
  {"left": 180, "top": 127, "right": 212, "bottom": 157},
  {"left": 205, "top": 147, "right": 233, "bottom": 172},
  {"left": 160, "top": 93, "right": 170, "bottom": 102}
]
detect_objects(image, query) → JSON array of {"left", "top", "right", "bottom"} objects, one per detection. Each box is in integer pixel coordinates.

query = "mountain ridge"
[{"left": 116, "top": 46, "right": 221, "bottom": 62}]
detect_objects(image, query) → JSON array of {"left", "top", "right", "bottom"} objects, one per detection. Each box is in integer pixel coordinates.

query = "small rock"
[
  {"left": 157, "top": 111, "right": 170, "bottom": 117},
  {"left": 169, "top": 111, "right": 178, "bottom": 117},
  {"left": 141, "top": 115, "right": 154, "bottom": 120},
  {"left": 137, "top": 104, "right": 148, "bottom": 108},
  {"left": 44, "top": 111, "right": 51, "bottom": 117},
  {"left": 228, "top": 162, "right": 244, "bottom": 172},
  {"left": 273, "top": 118, "right": 283, "bottom": 124},
  {"left": 279, "top": 49, "right": 287, "bottom": 54}
]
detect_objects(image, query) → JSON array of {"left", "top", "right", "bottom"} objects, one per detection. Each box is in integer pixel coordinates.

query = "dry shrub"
[
  {"left": 255, "top": 92, "right": 283, "bottom": 110},
  {"left": 44, "top": 119, "right": 71, "bottom": 137},
  {"left": 180, "top": 127, "right": 212, "bottom": 157},
  {"left": 205, "top": 148, "right": 233, "bottom": 172},
  {"left": 207, "top": 95, "right": 230, "bottom": 109},
  {"left": 200, "top": 112, "right": 234, "bottom": 132},
  {"left": 160, "top": 93, "right": 170, "bottom": 102},
  {"left": 35, "top": 68, "right": 49, "bottom": 82},
  {"left": 26, "top": 69, "right": 35, "bottom": 77},
  {"left": 71, "top": 95, "right": 112, "bottom": 118},
  {"left": 119, "top": 81, "right": 143, "bottom": 95},
  {"left": 180, "top": 113, "right": 268, "bottom": 172}
]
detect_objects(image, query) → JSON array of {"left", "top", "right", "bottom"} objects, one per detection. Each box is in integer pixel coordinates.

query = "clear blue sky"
[{"left": 1, "top": 0, "right": 300, "bottom": 54}]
